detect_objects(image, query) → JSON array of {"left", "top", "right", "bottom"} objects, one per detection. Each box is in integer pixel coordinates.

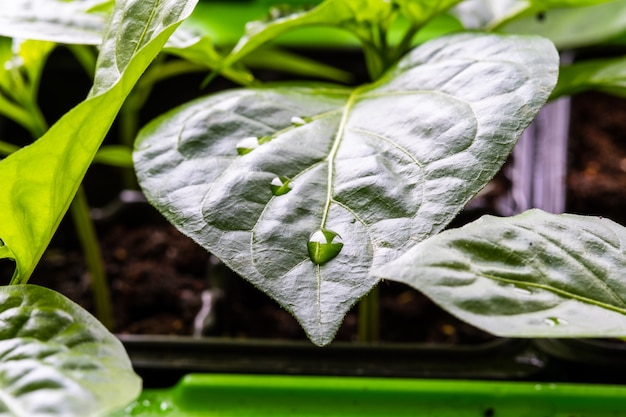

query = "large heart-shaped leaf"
[
  {"left": 377, "top": 209, "right": 626, "bottom": 338},
  {"left": 134, "top": 33, "right": 558, "bottom": 345},
  {"left": 0, "top": 285, "right": 140, "bottom": 417}
]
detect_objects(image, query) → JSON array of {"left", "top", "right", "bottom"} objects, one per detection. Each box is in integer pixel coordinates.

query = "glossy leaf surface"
[
  {"left": 135, "top": 33, "right": 558, "bottom": 345},
  {"left": 0, "top": 0, "right": 198, "bottom": 283},
  {"left": 0, "top": 285, "right": 140, "bottom": 417},
  {"left": 378, "top": 209, "right": 626, "bottom": 338}
]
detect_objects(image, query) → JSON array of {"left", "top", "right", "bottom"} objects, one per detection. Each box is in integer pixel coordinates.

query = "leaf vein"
[{"left": 514, "top": 223, "right": 626, "bottom": 309}]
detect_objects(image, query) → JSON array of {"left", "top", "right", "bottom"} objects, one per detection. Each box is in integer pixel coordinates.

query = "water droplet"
[
  {"left": 270, "top": 176, "right": 292, "bottom": 196},
  {"left": 544, "top": 317, "right": 568, "bottom": 326},
  {"left": 122, "top": 398, "right": 174, "bottom": 415},
  {"left": 508, "top": 284, "right": 532, "bottom": 295},
  {"left": 290, "top": 116, "right": 312, "bottom": 126},
  {"left": 159, "top": 401, "right": 174, "bottom": 412},
  {"left": 307, "top": 229, "right": 343, "bottom": 265},
  {"left": 236, "top": 137, "right": 259, "bottom": 155},
  {"left": 514, "top": 287, "right": 532, "bottom": 295}
]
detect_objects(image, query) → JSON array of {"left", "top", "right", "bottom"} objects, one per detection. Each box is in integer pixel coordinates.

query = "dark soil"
[
  {"left": 17, "top": 200, "right": 497, "bottom": 344},
  {"left": 567, "top": 92, "right": 626, "bottom": 225}
]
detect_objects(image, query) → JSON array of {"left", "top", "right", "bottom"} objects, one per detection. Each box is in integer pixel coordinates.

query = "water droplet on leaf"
[
  {"left": 544, "top": 317, "right": 567, "bottom": 326},
  {"left": 514, "top": 286, "right": 532, "bottom": 295},
  {"left": 236, "top": 137, "right": 259, "bottom": 155},
  {"left": 270, "top": 176, "right": 292, "bottom": 196},
  {"left": 506, "top": 284, "right": 532, "bottom": 295},
  {"left": 307, "top": 229, "right": 343, "bottom": 265},
  {"left": 290, "top": 116, "right": 312, "bottom": 126}
]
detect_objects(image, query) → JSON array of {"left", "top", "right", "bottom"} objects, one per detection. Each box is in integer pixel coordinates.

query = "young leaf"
[
  {"left": 0, "top": 39, "right": 53, "bottom": 138},
  {"left": 0, "top": 285, "right": 140, "bottom": 417},
  {"left": 223, "top": 0, "right": 396, "bottom": 67},
  {"left": 377, "top": 209, "right": 626, "bottom": 338},
  {"left": 134, "top": 33, "right": 558, "bottom": 345},
  {"left": 394, "top": 0, "right": 464, "bottom": 27},
  {"left": 0, "top": 0, "right": 111, "bottom": 45},
  {"left": 163, "top": 28, "right": 255, "bottom": 86},
  {"left": 0, "top": 0, "right": 199, "bottom": 283}
]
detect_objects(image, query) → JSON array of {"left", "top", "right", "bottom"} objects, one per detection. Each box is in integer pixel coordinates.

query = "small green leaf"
[
  {"left": 378, "top": 209, "right": 626, "bottom": 338},
  {"left": 135, "top": 33, "right": 558, "bottom": 345},
  {"left": 163, "top": 27, "right": 255, "bottom": 85},
  {"left": 0, "top": 285, "right": 140, "bottom": 417},
  {"left": 0, "top": 39, "right": 53, "bottom": 138}
]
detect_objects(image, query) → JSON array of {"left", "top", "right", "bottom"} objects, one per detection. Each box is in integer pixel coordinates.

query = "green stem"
[
  {"left": 70, "top": 187, "right": 115, "bottom": 330},
  {"left": 362, "top": 42, "right": 386, "bottom": 81},
  {"left": 392, "top": 24, "right": 420, "bottom": 63},
  {"left": 358, "top": 285, "right": 380, "bottom": 343}
]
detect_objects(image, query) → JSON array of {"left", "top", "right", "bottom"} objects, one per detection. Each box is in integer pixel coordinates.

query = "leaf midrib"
[{"left": 481, "top": 272, "right": 626, "bottom": 317}]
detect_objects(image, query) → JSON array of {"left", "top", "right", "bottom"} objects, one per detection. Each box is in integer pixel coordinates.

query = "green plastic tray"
[{"left": 114, "top": 374, "right": 626, "bottom": 416}]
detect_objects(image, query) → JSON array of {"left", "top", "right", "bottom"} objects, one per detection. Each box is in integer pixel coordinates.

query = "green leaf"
[
  {"left": 0, "top": 0, "right": 111, "bottom": 45},
  {"left": 0, "top": 285, "right": 140, "bottom": 417},
  {"left": 163, "top": 27, "right": 255, "bottom": 86},
  {"left": 552, "top": 55, "right": 626, "bottom": 99},
  {"left": 377, "top": 209, "right": 626, "bottom": 338},
  {"left": 134, "top": 33, "right": 558, "bottom": 345},
  {"left": 499, "top": 0, "right": 626, "bottom": 50},
  {"left": 224, "top": 0, "right": 395, "bottom": 67},
  {"left": 0, "top": 39, "right": 53, "bottom": 138},
  {"left": 453, "top": 0, "right": 619, "bottom": 31},
  {"left": 394, "top": 0, "right": 465, "bottom": 27},
  {"left": 0, "top": 0, "right": 199, "bottom": 283}
]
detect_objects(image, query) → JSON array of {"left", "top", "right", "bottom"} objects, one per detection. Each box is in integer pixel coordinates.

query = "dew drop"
[
  {"left": 544, "top": 317, "right": 568, "bottom": 326},
  {"left": 307, "top": 229, "right": 343, "bottom": 265},
  {"left": 514, "top": 287, "right": 532, "bottom": 295},
  {"left": 270, "top": 176, "right": 292, "bottom": 196},
  {"left": 290, "top": 116, "right": 312, "bottom": 126},
  {"left": 509, "top": 284, "right": 532, "bottom": 295},
  {"left": 236, "top": 137, "right": 259, "bottom": 155}
]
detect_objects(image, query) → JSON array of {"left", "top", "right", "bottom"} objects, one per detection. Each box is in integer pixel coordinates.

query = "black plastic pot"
[{"left": 120, "top": 335, "right": 548, "bottom": 388}]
